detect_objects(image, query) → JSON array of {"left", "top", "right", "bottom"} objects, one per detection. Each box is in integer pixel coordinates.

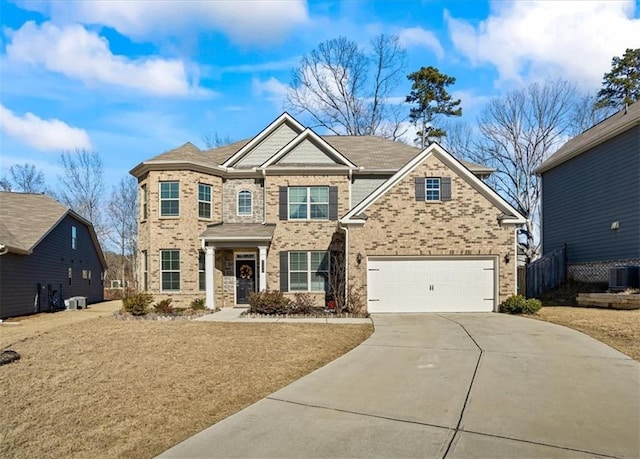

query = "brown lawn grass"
[
  {"left": 0, "top": 315, "right": 373, "bottom": 458},
  {"left": 533, "top": 307, "right": 640, "bottom": 360}
]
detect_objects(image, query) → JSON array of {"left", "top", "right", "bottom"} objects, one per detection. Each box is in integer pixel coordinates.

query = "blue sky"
[{"left": 1, "top": 0, "right": 639, "bottom": 189}]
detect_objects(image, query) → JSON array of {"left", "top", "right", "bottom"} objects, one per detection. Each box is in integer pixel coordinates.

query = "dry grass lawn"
[
  {"left": 533, "top": 307, "right": 640, "bottom": 360},
  {"left": 0, "top": 314, "right": 372, "bottom": 458}
]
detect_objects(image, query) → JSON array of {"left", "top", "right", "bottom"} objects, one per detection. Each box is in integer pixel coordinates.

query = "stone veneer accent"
[
  {"left": 222, "top": 178, "right": 264, "bottom": 224},
  {"left": 347, "top": 154, "right": 517, "bottom": 308}
]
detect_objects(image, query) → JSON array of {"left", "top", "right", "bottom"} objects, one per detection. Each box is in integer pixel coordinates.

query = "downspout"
[
  {"left": 261, "top": 169, "right": 267, "bottom": 225},
  {"left": 342, "top": 224, "right": 349, "bottom": 310},
  {"left": 0, "top": 244, "right": 7, "bottom": 256}
]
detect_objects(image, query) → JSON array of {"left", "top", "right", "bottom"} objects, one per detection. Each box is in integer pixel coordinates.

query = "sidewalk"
[{"left": 194, "top": 307, "right": 372, "bottom": 324}]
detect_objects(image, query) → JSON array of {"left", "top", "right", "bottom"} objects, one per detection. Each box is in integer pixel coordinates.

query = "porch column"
[
  {"left": 205, "top": 245, "right": 215, "bottom": 309},
  {"left": 258, "top": 245, "right": 267, "bottom": 292}
]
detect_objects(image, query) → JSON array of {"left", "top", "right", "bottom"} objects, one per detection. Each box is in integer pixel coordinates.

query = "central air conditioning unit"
[
  {"left": 609, "top": 266, "right": 640, "bottom": 291},
  {"left": 65, "top": 298, "right": 78, "bottom": 310},
  {"left": 75, "top": 297, "right": 87, "bottom": 308}
]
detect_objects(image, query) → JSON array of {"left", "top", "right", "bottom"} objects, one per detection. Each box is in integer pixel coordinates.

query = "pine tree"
[{"left": 595, "top": 48, "right": 640, "bottom": 110}]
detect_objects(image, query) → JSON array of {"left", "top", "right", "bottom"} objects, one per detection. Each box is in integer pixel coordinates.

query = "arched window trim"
[{"left": 237, "top": 189, "right": 252, "bottom": 216}]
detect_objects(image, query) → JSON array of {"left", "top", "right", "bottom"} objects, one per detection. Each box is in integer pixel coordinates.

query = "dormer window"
[{"left": 237, "top": 190, "right": 252, "bottom": 216}]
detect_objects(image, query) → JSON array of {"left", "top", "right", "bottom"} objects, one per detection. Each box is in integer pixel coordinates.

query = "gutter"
[{"left": 0, "top": 244, "right": 7, "bottom": 256}]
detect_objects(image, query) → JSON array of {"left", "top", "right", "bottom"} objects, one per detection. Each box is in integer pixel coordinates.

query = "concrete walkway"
[
  {"left": 159, "top": 313, "right": 640, "bottom": 458},
  {"left": 194, "top": 307, "right": 371, "bottom": 324}
]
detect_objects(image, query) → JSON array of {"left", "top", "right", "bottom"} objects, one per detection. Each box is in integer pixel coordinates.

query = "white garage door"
[{"left": 367, "top": 257, "right": 496, "bottom": 313}]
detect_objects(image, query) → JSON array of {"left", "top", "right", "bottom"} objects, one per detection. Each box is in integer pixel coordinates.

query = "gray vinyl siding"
[
  {"left": 352, "top": 175, "right": 389, "bottom": 207},
  {"left": 541, "top": 126, "right": 640, "bottom": 264},
  {"left": 0, "top": 214, "right": 105, "bottom": 319},
  {"left": 236, "top": 123, "right": 297, "bottom": 167},
  {"left": 278, "top": 139, "right": 336, "bottom": 164}
]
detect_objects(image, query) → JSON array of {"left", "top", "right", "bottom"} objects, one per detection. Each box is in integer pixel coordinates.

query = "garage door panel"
[{"left": 367, "top": 258, "right": 495, "bottom": 313}]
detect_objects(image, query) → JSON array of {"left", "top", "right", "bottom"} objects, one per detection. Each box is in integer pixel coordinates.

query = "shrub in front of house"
[
  {"left": 190, "top": 298, "right": 206, "bottom": 310},
  {"left": 248, "top": 290, "right": 292, "bottom": 315},
  {"left": 292, "top": 292, "right": 319, "bottom": 314},
  {"left": 122, "top": 292, "right": 154, "bottom": 316},
  {"left": 153, "top": 299, "right": 174, "bottom": 314},
  {"left": 500, "top": 295, "right": 542, "bottom": 314}
]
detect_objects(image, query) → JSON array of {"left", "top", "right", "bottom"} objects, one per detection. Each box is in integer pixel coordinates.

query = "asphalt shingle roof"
[
  {"left": 537, "top": 102, "right": 640, "bottom": 174},
  {"left": 0, "top": 192, "right": 69, "bottom": 252},
  {"left": 199, "top": 223, "right": 276, "bottom": 241}
]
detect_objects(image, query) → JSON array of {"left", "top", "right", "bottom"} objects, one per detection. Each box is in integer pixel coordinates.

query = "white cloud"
[
  {"left": 16, "top": 0, "right": 309, "bottom": 46},
  {"left": 0, "top": 104, "right": 92, "bottom": 151},
  {"left": 5, "top": 21, "right": 203, "bottom": 96},
  {"left": 398, "top": 27, "right": 444, "bottom": 59},
  {"left": 252, "top": 77, "right": 289, "bottom": 108},
  {"left": 446, "top": 1, "right": 640, "bottom": 89}
]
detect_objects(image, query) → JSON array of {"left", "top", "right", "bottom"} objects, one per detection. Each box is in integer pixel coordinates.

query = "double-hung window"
[
  {"left": 161, "top": 250, "right": 180, "bottom": 292},
  {"left": 288, "top": 186, "right": 329, "bottom": 220},
  {"left": 425, "top": 178, "right": 441, "bottom": 201},
  {"left": 198, "top": 183, "right": 212, "bottom": 219},
  {"left": 198, "top": 252, "right": 205, "bottom": 291},
  {"left": 289, "top": 251, "right": 329, "bottom": 292},
  {"left": 237, "top": 190, "right": 252, "bottom": 216},
  {"left": 160, "top": 182, "right": 179, "bottom": 217},
  {"left": 141, "top": 184, "right": 148, "bottom": 220}
]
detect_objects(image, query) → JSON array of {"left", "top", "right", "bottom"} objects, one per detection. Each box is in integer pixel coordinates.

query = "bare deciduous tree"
[
  {"left": 286, "top": 34, "right": 407, "bottom": 139},
  {"left": 107, "top": 176, "right": 138, "bottom": 289},
  {"left": 467, "top": 80, "right": 579, "bottom": 262},
  {"left": 0, "top": 163, "right": 47, "bottom": 193},
  {"left": 202, "top": 132, "right": 233, "bottom": 149},
  {"left": 57, "top": 149, "right": 106, "bottom": 243}
]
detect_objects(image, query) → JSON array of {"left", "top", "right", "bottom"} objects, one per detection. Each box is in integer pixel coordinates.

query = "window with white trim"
[
  {"left": 237, "top": 190, "right": 252, "bottom": 216},
  {"left": 142, "top": 250, "right": 148, "bottom": 291},
  {"left": 141, "top": 184, "right": 148, "bottom": 220},
  {"left": 425, "top": 178, "right": 441, "bottom": 201},
  {"left": 161, "top": 250, "right": 180, "bottom": 291},
  {"left": 289, "top": 251, "right": 329, "bottom": 292},
  {"left": 288, "top": 186, "right": 329, "bottom": 220},
  {"left": 160, "top": 181, "right": 179, "bottom": 217},
  {"left": 71, "top": 226, "right": 77, "bottom": 249},
  {"left": 198, "top": 183, "right": 211, "bottom": 219},
  {"left": 198, "top": 252, "right": 205, "bottom": 291}
]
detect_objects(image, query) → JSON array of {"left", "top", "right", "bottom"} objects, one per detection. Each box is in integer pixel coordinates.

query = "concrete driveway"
[{"left": 159, "top": 314, "right": 640, "bottom": 458}]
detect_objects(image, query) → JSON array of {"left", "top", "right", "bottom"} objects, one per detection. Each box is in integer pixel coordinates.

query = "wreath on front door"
[{"left": 239, "top": 264, "right": 253, "bottom": 279}]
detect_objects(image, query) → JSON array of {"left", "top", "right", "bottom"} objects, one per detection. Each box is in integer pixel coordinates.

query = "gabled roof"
[
  {"left": 260, "top": 128, "right": 356, "bottom": 169},
  {"left": 341, "top": 143, "right": 526, "bottom": 225},
  {"left": 0, "top": 192, "right": 107, "bottom": 267},
  {"left": 537, "top": 102, "right": 640, "bottom": 174},
  {"left": 221, "top": 112, "right": 305, "bottom": 168}
]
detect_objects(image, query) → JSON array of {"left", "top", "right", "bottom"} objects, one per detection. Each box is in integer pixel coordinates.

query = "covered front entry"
[
  {"left": 366, "top": 257, "right": 496, "bottom": 313},
  {"left": 199, "top": 223, "right": 275, "bottom": 309}
]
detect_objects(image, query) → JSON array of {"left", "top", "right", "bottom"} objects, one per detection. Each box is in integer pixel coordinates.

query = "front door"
[{"left": 235, "top": 259, "right": 256, "bottom": 304}]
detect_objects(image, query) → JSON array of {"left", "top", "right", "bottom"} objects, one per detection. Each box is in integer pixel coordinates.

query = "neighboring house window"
[
  {"left": 425, "top": 178, "right": 441, "bottom": 201},
  {"left": 68, "top": 267, "right": 72, "bottom": 286},
  {"left": 160, "top": 181, "right": 179, "bottom": 217},
  {"left": 88, "top": 270, "right": 92, "bottom": 286},
  {"left": 141, "top": 184, "right": 148, "bottom": 220},
  {"left": 289, "top": 251, "right": 329, "bottom": 292},
  {"left": 142, "top": 250, "right": 148, "bottom": 291},
  {"left": 288, "top": 187, "right": 329, "bottom": 220},
  {"left": 161, "top": 250, "right": 180, "bottom": 292},
  {"left": 198, "top": 252, "right": 205, "bottom": 291},
  {"left": 71, "top": 226, "right": 77, "bottom": 249},
  {"left": 198, "top": 183, "right": 212, "bottom": 219},
  {"left": 237, "top": 190, "right": 252, "bottom": 216}
]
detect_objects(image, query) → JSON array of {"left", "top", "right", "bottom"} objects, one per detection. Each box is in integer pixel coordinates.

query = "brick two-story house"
[{"left": 130, "top": 113, "right": 525, "bottom": 313}]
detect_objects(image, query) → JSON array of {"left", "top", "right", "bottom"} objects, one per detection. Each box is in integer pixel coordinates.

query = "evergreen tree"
[
  {"left": 406, "top": 66, "right": 462, "bottom": 148},
  {"left": 595, "top": 48, "right": 640, "bottom": 110}
]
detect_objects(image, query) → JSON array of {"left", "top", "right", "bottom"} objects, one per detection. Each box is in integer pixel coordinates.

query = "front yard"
[
  {"left": 533, "top": 307, "right": 640, "bottom": 360},
  {"left": 0, "top": 315, "right": 372, "bottom": 458}
]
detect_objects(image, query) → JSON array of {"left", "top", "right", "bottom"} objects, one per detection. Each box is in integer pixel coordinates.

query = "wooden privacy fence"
[{"left": 525, "top": 245, "right": 567, "bottom": 298}]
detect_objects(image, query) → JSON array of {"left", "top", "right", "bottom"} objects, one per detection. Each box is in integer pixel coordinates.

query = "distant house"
[
  {"left": 0, "top": 192, "right": 107, "bottom": 319},
  {"left": 536, "top": 103, "right": 640, "bottom": 282}
]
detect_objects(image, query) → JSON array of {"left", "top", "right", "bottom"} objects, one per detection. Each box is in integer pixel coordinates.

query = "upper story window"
[
  {"left": 71, "top": 226, "right": 77, "bottom": 249},
  {"left": 141, "top": 184, "right": 148, "bottom": 220},
  {"left": 289, "top": 186, "right": 329, "bottom": 220},
  {"left": 160, "top": 181, "right": 179, "bottom": 217},
  {"left": 425, "top": 178, "right": 441, "bottom": 201},
  {"left": 198, "top": 183, "right": 212, "bottom": 219},
  {"left": 237, "top": 190, "right": 252, "bottom": 216}
]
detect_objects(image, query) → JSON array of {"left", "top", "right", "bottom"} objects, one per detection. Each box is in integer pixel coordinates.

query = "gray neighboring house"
[
  {"left": 537, "top": 102, "right": 640, "bottom": 282},
  {"left": 0, "top": 192, "right": 107, "bottom": 319}
]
